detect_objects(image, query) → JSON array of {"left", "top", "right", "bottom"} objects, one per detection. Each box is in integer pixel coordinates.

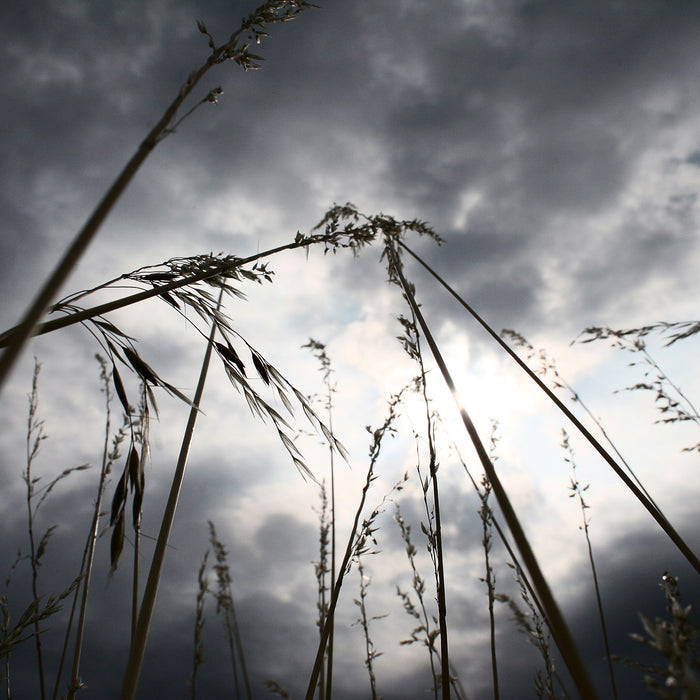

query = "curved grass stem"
[{"left": 0, "top": 1, "right": 317, "bottom": 395}]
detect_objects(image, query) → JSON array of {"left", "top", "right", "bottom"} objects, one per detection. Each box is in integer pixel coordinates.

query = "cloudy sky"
[{"left": 2, "top": 0, "right": 700, "bottom": 698}]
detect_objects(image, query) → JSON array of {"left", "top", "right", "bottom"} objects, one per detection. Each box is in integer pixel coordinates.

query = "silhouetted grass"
[{"left": 2, "top": 5, "right": 700, "bottom": 690}]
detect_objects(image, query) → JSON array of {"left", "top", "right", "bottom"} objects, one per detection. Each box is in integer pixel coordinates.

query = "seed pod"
[
  {"left": 251, "top": 352, "right": 270, "bottom": 385},
  {"left": 112, "top": 365, "right": 130, "bottom": 413},
  {"left": 110, "top": 510, "right": 125, "bottom": 573}
]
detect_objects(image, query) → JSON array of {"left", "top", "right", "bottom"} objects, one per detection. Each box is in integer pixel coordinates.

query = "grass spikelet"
[
  {"left": 187, "top": 550, "right": 209, "bottom": 700},
  {"left": 208, "top": 521, "right": 252, "bottom": 700},
  {"left": 266, "top": 679, "right": 293, "bottom": 698},
  {"left": 312, "top": 481, "right": 330, "bottom": 699},
  {"left": 480, "top": 422, "right": 500, "bottom": 700},
  {"left": 305, "top": 384, "right": 411, "bottom": 699},
  {"left": 575, "top": 324, "right": 700, "bottom": 452},
  {"left": 495, "top": 565, "right": 558, "bottom": 700},
  {"left": 352, "top": 556, "right": 386, "bottom": 700},
  {"left": 503, "top": 328, "right": 661, "bottom": 511},
  {"left": 394, "top": 502, "right": 440, "bottom": 699},
  {"left": 627, "top": 573, "right": 700, "bottom": 697},
  {"left": 562, "top": 428, "right": 618, "bottom": 699}
]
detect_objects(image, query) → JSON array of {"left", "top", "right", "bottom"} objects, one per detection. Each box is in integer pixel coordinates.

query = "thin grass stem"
[
  {"left": 1, "top": 594, "right": 10, "bottom": 700},
  {"left": 395, "top": 502, "right": 439, "bottom": 699},
  {"left": 398, "top": 240, "right": 700, "bottom": 577},
  {"left": 481, "top": 423, "right": 500, "bottom": 700},
  {"left": 0, "top": 1, "right": 316, "bottom": 394},
  {"left": 302, "top": 339, "right": 338, "bottom": 700},
  {"left": 24, "top": 360, "right": 47, "bottom": 700},
  {"left": 410, "top": 318, "right": 450, "bottom": 699},
  {"left": 352, "top": 557, "right": 384, "bottom": 700},
  {"left": 326, "top": 422, "right": 336, "bottom": 700},
  {"left": 562, "top": 430, "right": 618, "bottom": 699},
  {"left": 386, "top": 242, "right": 599, "bottom": 699},
  {"left": 187, "top": 550, "right": 209, "bottom": 700},
  {"left": 451, "top": 437, "right": 552, "bottom": 635},
  {"left": 63, "top": 358, "right": 122, "bottom": 699},
  {"left": 304, "top": 388, "right": 409, "bottom": 700},
  {"left": 313, "top": 482, "right": 329, "bottom": 700},
  {"left": 119, "top": 289, "right": 222, "bottom": 700},
  {"left": 209, "top": 520, "right": 252, "bottom": 700}
]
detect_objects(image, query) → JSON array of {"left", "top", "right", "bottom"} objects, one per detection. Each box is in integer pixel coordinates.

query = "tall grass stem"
[
  {"left": 387, "top": 243, "right": 599, "bottom": 699},
  {"left": 119, "top": 290, "right": 221, "bottom": 699},
  {"left": 304, "top": 390, "right": 407, "bottom": 699},
  {"left": 411, "top": 316, "right": 450, "bottom": 699},
  {"left": 0, "top": 1, "right": 316, "bottom": 394},
  {"left": 63, "top": 358, "right": 116, "bottom": 699},
  {"left": 24, "top": 360, "right": 47, "bottom": 700},
  {"left": 398, "top": 240, "right": 700, "bottom": 577},
  {"left": 562, "top": 430, "right": 618, "bottom": 699}
]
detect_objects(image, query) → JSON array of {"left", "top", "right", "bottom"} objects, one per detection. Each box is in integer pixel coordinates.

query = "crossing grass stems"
[{"left": 2, "top": 2, "right": 700, "bottom": 697}]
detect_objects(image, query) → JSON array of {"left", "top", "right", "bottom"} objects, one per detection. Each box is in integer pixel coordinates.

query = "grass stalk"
[
  {"left": 352, "top": 557, "right": 385, "bottom": 699},
  {"left": 562, "top": 430, "right": 618, "bottom": 699},
  {"left": 187, "top": 550, "right": 209, "bottom": 700},
  {"left": 454, "top": 430, "right": 576, "bottom": 697},
  {"left": 303, "top": 339, "right": 338, "bottom": 699},
  {"left": 414, "top": 326, "right": 450, "bottom": 699},
  {"left": 61, "top": 359, "right": 125, "bottom": 699},
  {"left": 0, "top": 0, "right": 317, "bottom": 395},
  {"left": 130, "top": 394, "right": 149, "bottom": 641},
  {"left": 397, "top": 313, "right": 456, "bottom": 696},
  {"left": 480, "top": 424, "right": 500, "bottom": 700},
  {"left": 385, "top": 241, "right": 599, "bottom": 699},
  {"left": 24, "top": 360, "right": 48, "bottom": 700},
  {"left": 119, "top": 290, "right": 222, "bottom": 700},
  {"left": 395, "top": 503, "right": 440, "bottom": 700},
  {"left": 312, "top": 482, "right": 330, "bottom": 700},
  {"left": 397, "top": 240, "right": 700, "bottom": 577},
  {"left": 208, "top": 521, "right": 252, "bottom": 700},
  {"left": 1, "top": 593, "right": 10, "bottom": 700},
  {"left": 496, "top": 564, "right": 557, "bottom": 699},
  {"left": 19, "top": 362, "right": 88, "bottom": 698},
  {"left": 131, "top": 518, "right": 140, "bottom": 642},
  {"left": 451, "top": 436, "right": 553, "bottom": 640},
  {"left": 326, "top": 414, "right": 336, "bottom": 700},
  {"left": 304, "top": 387, "right": 410, "bottom": 700}
]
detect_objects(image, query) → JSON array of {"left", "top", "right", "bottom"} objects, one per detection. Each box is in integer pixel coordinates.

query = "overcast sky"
[{"left": 2, "top": 1, "right": 700, "bottom": 698}]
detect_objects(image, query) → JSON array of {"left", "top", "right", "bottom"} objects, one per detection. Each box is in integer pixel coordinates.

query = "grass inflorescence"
[{"left": 2, "top": 3, "right": 700, "bottom": 696}]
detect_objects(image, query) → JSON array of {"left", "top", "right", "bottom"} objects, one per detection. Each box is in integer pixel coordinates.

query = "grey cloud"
[{"left": 3, "top": 2, "right": 700, "bottom": 698}]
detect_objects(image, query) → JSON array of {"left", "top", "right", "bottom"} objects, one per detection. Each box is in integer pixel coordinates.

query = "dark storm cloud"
[
  {"left": 329, "top": 0, "right": 700, "bottom": 333},
  {"left": 1, "top": 0, "right": 187, "bottom": 323},
  {"left": 3, "top": 1, "right": 700, "bottom": 698}
]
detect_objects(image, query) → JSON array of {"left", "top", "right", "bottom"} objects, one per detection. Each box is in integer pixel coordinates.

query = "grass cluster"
[{"left": 1, "top": 2, "right": 700, "bottom": 698}]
